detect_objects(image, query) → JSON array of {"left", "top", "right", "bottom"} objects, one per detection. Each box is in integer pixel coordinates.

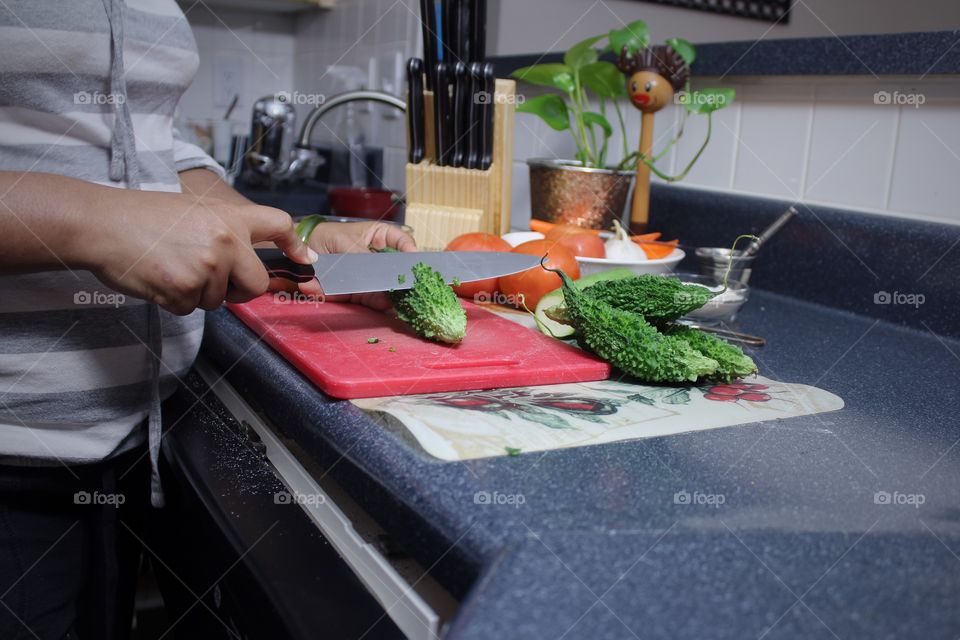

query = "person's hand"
[
  {"left": 300, "top": 221, "right": 417, "bottom": 310},
  {"left": 82, "top": 189, "right": 315, "bottom": 315}
]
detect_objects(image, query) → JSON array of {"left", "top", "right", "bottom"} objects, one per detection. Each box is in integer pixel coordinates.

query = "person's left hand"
[{"left": 295, "top": 221, "right": 417, "bottom": 310}]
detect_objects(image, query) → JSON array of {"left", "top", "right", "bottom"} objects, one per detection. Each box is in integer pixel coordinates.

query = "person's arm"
[
  {"left": 0, "top": 171, "right": 315, "bottom": 314},
  {"left": 179, "top": 167, "right": 251, "bottom": 205}
]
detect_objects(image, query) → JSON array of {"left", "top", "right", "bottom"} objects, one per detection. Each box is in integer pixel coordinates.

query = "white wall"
[
  {"left": 178, "top": 4, "right": 297, "bottom": 162},
  {"left": 489, "top": 0, "right": 960, "bottom": 55}
]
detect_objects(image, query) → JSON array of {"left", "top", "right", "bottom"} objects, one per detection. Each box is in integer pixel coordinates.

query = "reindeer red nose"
[{"left": 633, "top": 93, "right": 650, "bottom": 106}]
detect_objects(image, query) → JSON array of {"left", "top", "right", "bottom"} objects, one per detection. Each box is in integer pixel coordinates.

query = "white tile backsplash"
[
  {"left": 731, "top": 83, "right": 814, "bottom": 199},
  {"left": 804, "top": 97, "right": 898, "bottom": 210},
  {"left": 888, "top": 100, "right": 960, "bottom": 220}
]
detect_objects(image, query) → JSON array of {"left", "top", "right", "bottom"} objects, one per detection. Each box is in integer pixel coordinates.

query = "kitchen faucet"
[{"left": 246, "top": 90, "right": 406, "bottom": 181}]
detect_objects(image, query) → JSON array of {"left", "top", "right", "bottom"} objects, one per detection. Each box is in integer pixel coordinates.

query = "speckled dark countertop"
[{"left": 198, "top": 188, "right": 960, "bottom": 638}]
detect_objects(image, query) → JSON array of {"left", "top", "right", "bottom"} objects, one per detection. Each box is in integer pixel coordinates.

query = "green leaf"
[
  {"left": 516, "top": 94, "right": 570, "bottom": 131},
  {"left": 666, "top": 37, "right": 696, "bottom": 65},
  {"left": 580, "top": 61, "right": 626, "bottom": 99},
  {"left": 582, "top": 111, "right": 612, "bottom": 138},
  {"left": 564, "top": 35, "right": 602, "bottom": 70},
  {"left": 608, "top": 20, "right": 649, "bottom": 56},
  {"left": 679, "top": 87, "right": 736, "bottom": 114},
  {"left": 505, "top": 446, "right": 522, "bottom": 456},
  {"left": 510, "top": 63, "right": 575, "bottom": 94}
]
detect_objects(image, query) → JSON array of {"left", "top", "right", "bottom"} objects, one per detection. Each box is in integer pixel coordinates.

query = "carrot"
[
  {"left": 529, "top": 219, "right": 556, "bottom": 234},
  {"left": 639, "top": 239, "right": 679, "bottom": 259},
  {"left": 631, "top": 232, "right": 661, "bottom": 242},
  {"left": 529, "top": 219, "right": 604, "bottom": 236}
]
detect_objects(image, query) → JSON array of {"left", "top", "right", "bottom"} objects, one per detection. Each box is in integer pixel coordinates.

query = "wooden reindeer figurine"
[{"left": 617, "top": 45, "right": 689, "bottom": 231}]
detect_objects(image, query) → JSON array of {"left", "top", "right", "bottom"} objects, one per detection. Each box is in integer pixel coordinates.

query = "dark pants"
[{"left": 0, "top": 446, "right": 151, "bottom": 640}]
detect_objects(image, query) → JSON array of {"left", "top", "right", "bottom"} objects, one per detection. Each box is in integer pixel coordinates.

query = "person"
[{"left": 0, "top": 1, "right": 415, "bottom": 638}]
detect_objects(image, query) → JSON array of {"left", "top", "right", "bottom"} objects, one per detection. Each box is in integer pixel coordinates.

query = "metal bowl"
[
  {"left": 671, "top": 273, "right": 750, "bottom": 324},
  {"left": 694, "top": 247, "right": 756, "bottom": 286}
]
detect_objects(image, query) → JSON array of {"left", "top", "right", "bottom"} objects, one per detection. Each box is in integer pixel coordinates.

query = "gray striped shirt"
[{"left": 0, "top": 0, "right": 223, "bottom": 465}]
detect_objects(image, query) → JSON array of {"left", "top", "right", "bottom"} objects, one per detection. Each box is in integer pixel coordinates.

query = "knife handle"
[
  {"left": 256, "top": 248, "right": 316, "bottom": 284},
  {"left": 467, "top": 62, "right": 482, "bottom": 169},
  {"left": 419, "top": 0, "right": 436, "bottom": 90},
  {"left": 472, "top": 0, "right": 486, "bottom": 61},
  {"left": 480, "top": 62, "right": 495, "bottom": 170},
  {"left": 451, "top": 61, "right": 468, "bottom": 168},
  {"left": 407, "top": 58, "right": 425, "bottom": 164},
  {"left": 433, "top": 61, "right": 451, "bottom": 166}
]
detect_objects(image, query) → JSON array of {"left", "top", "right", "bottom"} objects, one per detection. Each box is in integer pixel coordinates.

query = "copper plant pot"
[{"left": 528, "top": 158, "right": 633, "bottom": 230}]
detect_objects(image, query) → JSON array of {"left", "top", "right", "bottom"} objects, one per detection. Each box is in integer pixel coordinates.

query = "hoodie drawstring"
[
  {"left": 101, "top": 0, "right": 163, "bottom": 507},
  {"left": 102, "top": 0, "right": 141, "bottom": 190}
]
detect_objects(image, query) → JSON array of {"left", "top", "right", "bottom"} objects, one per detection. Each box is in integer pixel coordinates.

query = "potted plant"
[{"left": 512, "top": 20, "right": 734, "bottom": 230}]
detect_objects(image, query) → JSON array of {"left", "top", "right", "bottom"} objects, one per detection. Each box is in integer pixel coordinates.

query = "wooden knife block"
[{"left": 405, "top": 78, "right": 515, "bottom": 251}]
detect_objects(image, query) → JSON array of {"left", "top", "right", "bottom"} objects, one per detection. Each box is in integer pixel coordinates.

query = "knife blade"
[{"left": 257, "top": 248, "right": 540, "bottom": 296}]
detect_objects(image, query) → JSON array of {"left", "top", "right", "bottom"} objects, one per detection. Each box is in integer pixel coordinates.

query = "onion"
[{"left": 604, "top": 220, "right": 648, "bottom": 262}]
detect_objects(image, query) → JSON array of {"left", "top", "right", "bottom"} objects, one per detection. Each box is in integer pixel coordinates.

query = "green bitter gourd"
[
  {"left": 666, "top": 325, "right": 757, "bottom": 383},
  {"left": 546, "top": 275, "right": 715, "bottom": 326},
  {"left": 544, "top": 263, "right": 719, "bottom": 382},
  {"left": 390, "top": 263, "right": 466, "bottom": 344}
]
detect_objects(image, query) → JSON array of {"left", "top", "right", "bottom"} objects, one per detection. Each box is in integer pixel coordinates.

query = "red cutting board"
[{"left": 227, "top": 295, "right": 611, "bottom": 399}]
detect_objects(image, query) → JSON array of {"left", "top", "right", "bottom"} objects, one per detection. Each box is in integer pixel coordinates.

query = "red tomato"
[
  {"left": 444, "top": 233, "right": 513, "bottom": 299},
  {"left": 498, "top": 239, "right": 580, "bottom": 309},
  {"left": 555, "top": 232, "right": 606, "bottom": 258}
]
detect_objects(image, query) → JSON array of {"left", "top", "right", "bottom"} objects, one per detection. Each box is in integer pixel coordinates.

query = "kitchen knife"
[
  {"left": 441, "top": 0, "right": 458, "bottom": 62},
  {"left": 472, "top": 0, "right": 486, "bottom": 61},
  {"left": 407, "top": 57, "right": 425, "bottom": 164},
  {"left": 480, "top": 62, "right": 495, "bottom": 170},
  {"left": 466, "top": 62, "right": 482, "bottom": 169},
  {"left": 432, "top": 61, "right": 451, "bottom": 165},
  {"left": 451, "top": 61, "right": 469, "bottom": 167},
  {"left": 456, "top": 0, "right": 472, "bottom": 62},
  {"left": 257, "top": 248, "right": 541, "bottom": 296},
  {"left": 419, "top": 0, "right": 437, "bottom": 90}
]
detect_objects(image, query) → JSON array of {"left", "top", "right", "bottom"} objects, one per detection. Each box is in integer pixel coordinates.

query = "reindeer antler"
[{"left": 616, "top": 44, "right": 690, "bottom": 91}]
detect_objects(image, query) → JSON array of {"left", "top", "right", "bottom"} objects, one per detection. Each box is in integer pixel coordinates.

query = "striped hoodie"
[{"left": 0, "top": 0, "right": 224, "bottom": 503}]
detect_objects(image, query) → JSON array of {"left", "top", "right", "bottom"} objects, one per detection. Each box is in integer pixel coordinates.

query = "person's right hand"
[{"left": 79, "top": 189, "right": 315, "bottom": 315}]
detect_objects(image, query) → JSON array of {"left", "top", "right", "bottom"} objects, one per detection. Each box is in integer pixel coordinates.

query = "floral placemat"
[{"left": 351, "top": 376, "right": 844, "bottom": 461}]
